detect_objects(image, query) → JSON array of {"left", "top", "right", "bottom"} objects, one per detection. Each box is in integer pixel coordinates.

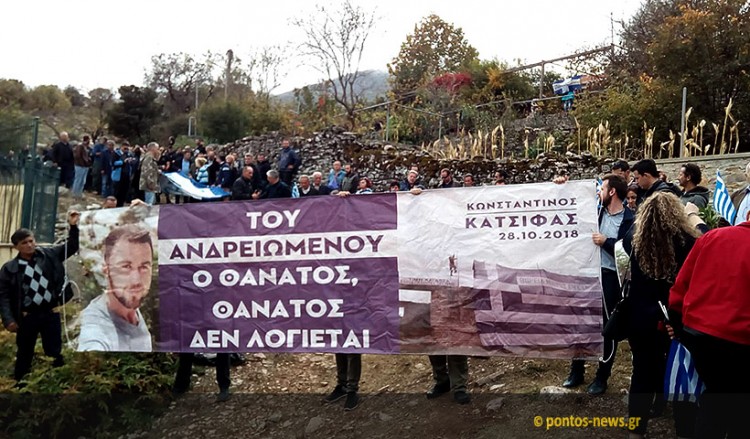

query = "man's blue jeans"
[
  {"left": 101, "top": 174, "right": 112, "bottom": 197},
  {"left": 73, "top": 166, "right": 89, "bottom": 197}
]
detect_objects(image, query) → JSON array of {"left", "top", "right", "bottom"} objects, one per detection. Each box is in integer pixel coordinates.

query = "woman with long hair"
[{"left": 624, "top": 192, "right": 703, "bottom": 439}]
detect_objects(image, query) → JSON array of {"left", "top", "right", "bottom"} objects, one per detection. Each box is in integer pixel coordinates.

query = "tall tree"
[
  {"left": 0, "top": 79, "right": 28, "bottom": 110},
  {"left": 107, "top": 85, "right": 163, "bottom": 144},
  {"left": 618, "top": 0, "right": 750, "bottom": 148},
  {"left": 292, "top": 0, "right": 377, "bottom": 128},
  {"left": 200, "top": 101, "right": 250, "bottom": 144},
  {"left": 146, "top": 52, "right": 218, "bottom": 116},
  {"left": 24, "top": 85, "right": 71, "bottom": 135},
  {"left": 88, "top": 88, "right": 114, "bottom": 139},
  {"left": 388, "top": 15, "right": 479, "bottom": 98},
  {"left": 64, "top": 86, "right": 86, "bottom": 107},
  {"left": 246, "top": 45, "right": 288, "bottom": 104}
]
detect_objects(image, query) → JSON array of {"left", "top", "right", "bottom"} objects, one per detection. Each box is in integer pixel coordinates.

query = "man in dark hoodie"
[
  {"left": 631, "top": 159, "right": 681, "bottom": 205},
  {"left": 678, "top": 163, "right": 709, "bottom": 208}
]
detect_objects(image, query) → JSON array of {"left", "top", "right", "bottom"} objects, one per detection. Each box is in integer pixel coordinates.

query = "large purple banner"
[
  {"left": 157, "top": 195, "right": 400, "bottom": 353},
  {"left": 74, "top": 181, "right": 603, "bottom": 359}
]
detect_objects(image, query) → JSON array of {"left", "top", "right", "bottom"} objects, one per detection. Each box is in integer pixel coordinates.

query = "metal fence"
[
  {"left": 0, "top": 117, "right": 39, "bottom": 158},
  {"left": 0, "top": 118, "right": 59, "bottom": 244}
]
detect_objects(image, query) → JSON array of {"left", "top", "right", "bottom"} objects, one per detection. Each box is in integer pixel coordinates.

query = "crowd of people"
[
  {"left": 34, "top": 132, "right": 518, "bottom": 206},
  {"left": 3, "top": 131, "right": 749, "bottom": 436},
  {"left": 558, "top": 158, "right": 750, "bottom": 439}
]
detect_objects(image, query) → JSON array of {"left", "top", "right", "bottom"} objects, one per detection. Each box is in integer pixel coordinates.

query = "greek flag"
[
  {"left": 714, "top": 171, "right": 737, "bottom": 222},
  {"left": 291, "top": 182, "right": 300, "bottom": 199},
  {"left": 664, "top": 340, "right": 705, "bottom": 402}
]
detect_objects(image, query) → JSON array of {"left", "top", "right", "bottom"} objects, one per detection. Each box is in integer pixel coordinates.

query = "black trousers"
[
  {"left": 15, "top": 311, "right": 63, "bottom": 381},
  {"left": 681, "top": 329, "right": 750, "bottom": 439},
  {"left": 60, "top": 165, "right": 74, "bottom": 188},
  {"left": 114, "top": 179, "right": 132, "bottom": 207},
  {"left": 571, "top": 268, "right": 621, "bottom": 379},
  {"left": 279, "top": 169, "right": 295, "bottom": 186},
  {"left": 628, "top": 331, "right": 670, "bottom": 434},
  {"left": 174, "top": 353, "right": 231, "bottom": 391},
  {"left": 429, "top": 355, "right": 469, "bottom": 392},
  {"left": 335, "top": 353, "right": 362, "bottom": 393}
]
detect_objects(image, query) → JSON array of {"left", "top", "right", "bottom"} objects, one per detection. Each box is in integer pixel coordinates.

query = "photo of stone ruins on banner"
[{"left": 69, "top": 180, "right": 603, "bottom": 360}]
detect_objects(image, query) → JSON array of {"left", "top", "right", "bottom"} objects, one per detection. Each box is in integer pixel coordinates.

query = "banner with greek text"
[{"left": 72, "top": 180, "right": 602, "bottom": 359}]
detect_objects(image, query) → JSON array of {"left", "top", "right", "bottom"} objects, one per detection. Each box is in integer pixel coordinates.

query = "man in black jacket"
[
  {"left": 51, "top": 132, "right": 75, "bottom": 188},
  {"left": 254, "top": 170, "right": 291, "bottom": 199},
  {"left": 0, "top": 211, "right": 80, "bottom": 382},
  {"left": 231, "top": 166, "right": 256, "bottom": 201},
  {"left": 678, "top": 163, "right": 709, "bottom": 208},
  {"left": 256, "top": 154, "right": 271, "bottom": 190},
  {"left": 562, "top": 175, "right": 634, "bottom": 395},
  {"left": 437, "top": 168, "right": 460, "bottom": 189},
  {"left": 631, "top": 159, "right": 681, "bottom": 205},
  {"left": 297, "top": 175, "right": 319, "bottom": 197}
]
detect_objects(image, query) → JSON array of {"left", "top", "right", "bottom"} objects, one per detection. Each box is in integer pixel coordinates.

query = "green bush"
[
  {"left": 200, "top": 101, "right": 251, "bottom": 144},
  {"left": 0, "top": 332, "right": 175, "bottom": 439}
]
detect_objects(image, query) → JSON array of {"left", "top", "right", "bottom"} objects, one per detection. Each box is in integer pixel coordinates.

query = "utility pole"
[
  {"left": 225, "top": 49, "right": 234, "bottom": 102},
  {"left": 610, "top": 12, "right": 615, "bottom": 60},
  {"left": 680, "top": 87, "right": 687, "bottom": 157},
  {"left": 539, "top": 62, "right": 545, "bottom": 99},
  {"left": 385, "top": 104, "right": 391, "bottom": 142}
]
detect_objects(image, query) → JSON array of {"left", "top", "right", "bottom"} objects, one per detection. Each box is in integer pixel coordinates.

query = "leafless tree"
[
  {"left": 292, "top": 0, "right": 377, "bottom": 128},
  {"left": 245, "top": 45, "right": 288, "bottom": 104}
]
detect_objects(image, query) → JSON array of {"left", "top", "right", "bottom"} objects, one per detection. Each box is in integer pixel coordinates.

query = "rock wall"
[
  {"left": 654, "top": 153, "right": 750, "bottom": 193},
  {"left": 219, "top": 126, "right": 610, "bottom": 190},
  {"left": 217, "top": 127, "right": 749, "bottom": 192}
]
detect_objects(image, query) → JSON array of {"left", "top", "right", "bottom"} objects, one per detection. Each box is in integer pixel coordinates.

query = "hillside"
[{"left": 274, "top": 70, "right": 389, "bottom": 104}]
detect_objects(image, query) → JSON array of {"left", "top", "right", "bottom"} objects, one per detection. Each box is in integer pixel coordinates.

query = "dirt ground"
[
  {"left": 130, "top": 350, "right": 678, "bottom": 439},
  {"left": 56, "top": 192, "right": 679, "bottom": 439}
]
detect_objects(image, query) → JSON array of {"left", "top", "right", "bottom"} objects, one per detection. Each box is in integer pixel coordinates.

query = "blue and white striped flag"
[
  {"left": 291, "top": 182, "right": 300, "bottom": 199},
  {"left": 714, "top": 171, "right": 737, "bottom": 222},
  {"left": 664, "top": 340, "right": 705, "bottom": 403}
]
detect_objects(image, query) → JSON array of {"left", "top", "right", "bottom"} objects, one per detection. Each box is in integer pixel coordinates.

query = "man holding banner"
[
  {"left": 426, "top": 179, "right": 471, "bottom": 405},
  {"left": 78, "top": 225, "right": 153, "bottom": 352},
  {"left": 0, "top": 211, "right": 80, "bottom": 382},
  {"left": 563, "top": 175, "right": 633, "bottom": 395}
]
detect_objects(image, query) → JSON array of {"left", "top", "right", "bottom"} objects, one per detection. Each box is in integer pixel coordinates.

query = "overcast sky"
[{"left": 1, "top": 0, "right": 643, "bottom": 94}]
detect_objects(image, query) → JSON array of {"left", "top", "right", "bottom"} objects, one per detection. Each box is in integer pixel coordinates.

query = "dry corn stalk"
[
  {"left": 524, "top": 129, "right": 530, "bottom": 158},
  {"left": 720, "top": 98, "right": 733, "bottom": 155},
  {"left": 644, "top": 122, "right": 655, "bottom": 159}
]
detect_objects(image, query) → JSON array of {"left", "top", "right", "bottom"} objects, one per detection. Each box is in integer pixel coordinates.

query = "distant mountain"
[{"left": 274, "top": 70, "right": 389, "bottom": 104}]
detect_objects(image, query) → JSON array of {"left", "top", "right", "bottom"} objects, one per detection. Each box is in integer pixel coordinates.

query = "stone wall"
[
  {"left": 654, "top": 153, "right": 750, "bottom": 193},
  {"left": 218, "top": 126, "right": 611, "bottom": 190},
  {"left": 217, "top": 127, "right": 749, "bottom": 192}
]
